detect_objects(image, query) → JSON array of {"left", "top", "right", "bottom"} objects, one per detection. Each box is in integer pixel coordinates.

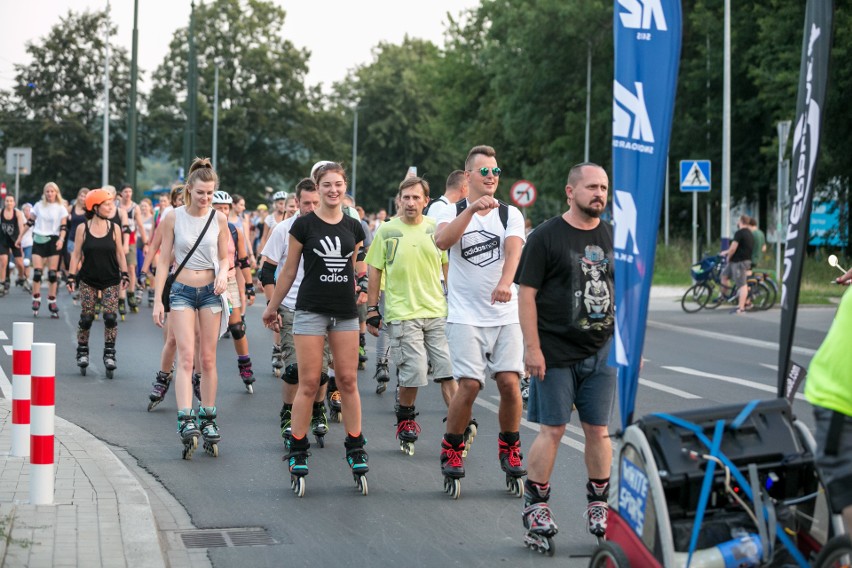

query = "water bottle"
[{"left": 673, "top": 532, "right": 762, "bottom": 568}]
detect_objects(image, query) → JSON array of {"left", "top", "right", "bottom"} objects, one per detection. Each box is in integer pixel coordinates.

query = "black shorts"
[
  {"left": 0, "top": 238, "right": 23, "bottom": 258},
  {"left": 32, "top": 235, "right": 61, "bottom": 258}
]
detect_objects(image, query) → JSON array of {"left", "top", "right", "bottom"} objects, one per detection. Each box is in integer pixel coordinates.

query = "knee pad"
[
  {"left": 48, "top": 270, "right": 58, "bottom": 283},
  {"left": 259, "top": 262, "right": 276, "bottom": 287},
  {"left": 283, "top": 363, "right": 299, "bottom": 385},
  {"left": 33, "top": 269, "right": 42, "bottom": 283},
  {"left": 102, "top": 312, "right": 119, "bottom": 328},
  {"left": 228, "top": 321, "right": 246, "bottom": 340},
  {"left": 78, "top": 313, "right": 95, "bottom": 330},
  {"left": 320, "top": 372, "right": 329, "bottom": 386}
]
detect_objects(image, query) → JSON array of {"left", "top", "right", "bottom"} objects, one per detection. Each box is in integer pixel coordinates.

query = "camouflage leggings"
[{"left": 77, "top": 282, "right": 120, "bottom": 345}]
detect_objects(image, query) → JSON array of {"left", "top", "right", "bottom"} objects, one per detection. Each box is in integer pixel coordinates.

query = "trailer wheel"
[{"left": 589, "top": 541, "right": 630, "bottom": 568}]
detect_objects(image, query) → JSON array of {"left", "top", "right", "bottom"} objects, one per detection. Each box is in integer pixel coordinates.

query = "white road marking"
[
  {"left": 478, "top": 397, "right": 585, "bottom": 452},
  {"left": 648, "top": 320, "right": 817, "bottom": 357},
  {"left": 0, "top": 331, "right": 7, "bottom": 340},
  {"left": 638, "top": 378, "right": 700, "bottom": 399},
  {"left": 3, "top": 345, "right": 10, "bottom": 356},
  {"left": 0, "top": 354, "right": 11, "bottom": 399},
  {"left": 760, "top": 363, "right": 778, "bottom": 371},
  {"left": 662, "top": 366, "right": 805, "bottom": 401}
]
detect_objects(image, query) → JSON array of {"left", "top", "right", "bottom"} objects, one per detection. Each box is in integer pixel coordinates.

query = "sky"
[{"left": 0, "top": 0, "right": 481, "bottom": 92}]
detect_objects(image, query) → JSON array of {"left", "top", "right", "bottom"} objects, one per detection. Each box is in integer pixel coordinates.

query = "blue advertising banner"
[
  {"left": 609, "top": 0, "right": 682, "bottom": 429},
  {"left": 809, "top": 201, "right": 846, "bottom": 246}
]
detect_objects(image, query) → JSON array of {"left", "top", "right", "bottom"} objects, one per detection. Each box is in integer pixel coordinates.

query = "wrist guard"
[
  {"left": 121, "top": 271, "right": 130, "bottom": 286},
  {"left": 356, "top": 274, "right": 368, "bottom": 293},
  {"left": 245, "top": 284, "right": 256, "bottom": 298},
  {"left": 366, "top": 312, "right": 382, "bottom": 328}
]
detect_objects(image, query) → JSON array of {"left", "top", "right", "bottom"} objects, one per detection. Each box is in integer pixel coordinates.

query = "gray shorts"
[
  {"left": 722, "top": 260, "right": 751, "bottom": 288},
  {"left": 813, "top": 405, "right": 852, "bottom": 514},
  {"left": 445, "top": 323, "right": 524, "bottom": 384},
  {"left": 387, "top": 318, "right": 453, "bottom": 388},
  {"left": 279, "top": 308, "right": 331, "bottom": 371},
  {"left": 527, "top": 341, "right": 616, "bottom": 427},
  {"left": 293, "top": 310, "right": 359, "bottom": 336}
]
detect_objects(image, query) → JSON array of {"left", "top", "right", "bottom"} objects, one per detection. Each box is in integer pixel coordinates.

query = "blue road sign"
[{"left": 680, "top": 160, "right": 711, "bottom": 192}]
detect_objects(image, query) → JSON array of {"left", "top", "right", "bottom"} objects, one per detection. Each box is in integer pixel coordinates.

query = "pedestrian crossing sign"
[{"left": 679, "top": 160, "right": 711, "bottom": 192}]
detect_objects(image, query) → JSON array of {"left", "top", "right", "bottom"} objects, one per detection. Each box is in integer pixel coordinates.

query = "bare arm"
[
  {"left": 434, "top": 196, "right": 499, "bottom": 250},
  {"left": 152, "top": 214, "right": 176, "bottom": 327},
  {"left": 67, "top": 224, "right": 86, "bottom": 289},
  {"left": 518, "top": 284, "right": 546, "bottom": 379},
  {"left": 491, "top": 235, "right": 523, "bottom": 304},
  {"left": 262, "top": 235, "right": 302, "bottom": 329},
  {"left": 214, "top": 212, "right": 229, "bottom": 295},
  {"left": 114, "top": 223, "right": 129, "bottom": 277}
]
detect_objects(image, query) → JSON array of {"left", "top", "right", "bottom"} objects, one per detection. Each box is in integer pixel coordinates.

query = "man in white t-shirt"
[
  {"left": 260, "top": 179, "right": 331, "bottom": 442},
  {"left": 424, "top": 169, "right": 468, "bottom": 220},
  {"left": 435, "top": 144, "right": 527, "bottom": 497}
]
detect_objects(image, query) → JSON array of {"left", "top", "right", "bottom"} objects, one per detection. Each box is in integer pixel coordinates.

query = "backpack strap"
[{"left": 456, "top": 198, "right": 508, "bottom": 230}]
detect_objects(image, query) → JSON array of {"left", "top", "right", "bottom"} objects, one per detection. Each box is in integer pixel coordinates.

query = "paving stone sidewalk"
[{"left": 0, "top": 399, "right": 165, "bottom": 567}]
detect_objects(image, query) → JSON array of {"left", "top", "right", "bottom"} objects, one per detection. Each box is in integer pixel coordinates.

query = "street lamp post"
[
  {"left": 721, "top": 0, "right": 731, "bottom": 248},
  {"left": 351, "top": 108, "right": 358, "bottom": 203},
  {"left": 213, "top": 61, "right": 220, "bottom": 170},
  {"left": 102, "top": 0, "right": 111, "bottom": 187}
]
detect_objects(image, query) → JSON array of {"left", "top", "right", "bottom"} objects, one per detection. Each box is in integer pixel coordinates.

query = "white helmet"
[
  {"left": 310, "top": 160, "right": 336, "bottom": 181},
  {"left": 212, "top": 190, "right": 233, "bottom": 205},
  {"left": 272, "top": 191, "right": 287, "bottom": 201}
]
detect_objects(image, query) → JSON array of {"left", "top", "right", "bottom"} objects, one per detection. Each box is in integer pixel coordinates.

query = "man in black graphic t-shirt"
[{"left": 515, "top": 162, "right": 616, "bottom": 543}]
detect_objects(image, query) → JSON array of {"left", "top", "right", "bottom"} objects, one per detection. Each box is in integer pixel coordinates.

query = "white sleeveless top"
[{"left": 173, "top": 206, "right": 220, "bottom": 273}]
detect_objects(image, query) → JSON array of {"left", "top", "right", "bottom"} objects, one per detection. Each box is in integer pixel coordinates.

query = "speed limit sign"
[{"left": 510, "top": 180, "right": 537, "bottom": 208}]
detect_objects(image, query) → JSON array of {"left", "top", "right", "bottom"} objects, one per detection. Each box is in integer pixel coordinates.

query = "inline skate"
[
  {"left": 0, "top": 282, "right": 6, "bottom": 297},
  {"left": 498, "top": 432, "right": 526, "bottom": 497},
  {"left": 177, "top": 409, "right": 200, "bottom": 460},
  {"left": 310, "top": 402, "right": 328, "bottom": 448},
  {"left": 523, "top": 480, "right": 557, "bottom": 556},
  {"left": 32, "top": 294, "right": 41, "bottom": 317},
  {"left": 147, "top": 286, "right": 154, "bottom": 307},
  {"left": 271, "top": 343, "right": 284, "bottom": 378},
  {"left": 48, "top": 297, "right": 59, "bottom": 319},
  {"left": 358, "top": 333, "right": 368, "bottom": 370},
  {"left": 127, "top": 291, "right": 139, "bottom": 313},
  {"left": 198, "top": 406, "right": 220, "bottom": 457},
  {"left": 147, "top": 370, "right": 173, "bottom": 411},
  {"left": 374, "top": 357, "right": 390, "bottom": 394},
  {"left": 344, "top": 434, "right": 369, "bottom": 495},
  {"left": 520, "top": 375, "right": 530, "bottom": 410},
  {"left": 395, "top": 405, "right": 420, "bottom": 456},
  {"left": 279, "top": 403, "right": 292, "bottom": 441},
  {"left": 192, "top": 371, "right": 202, "bottom": 404},
  {"left": 585, "top": 480, "right": 609, "bottom": 543},
  {"left": 440, "top": 437, "right": 465, "bottom": 499},
  {"left": 238, "top": 356, "right": 255, "bottom": 394},
  {"left": 76, "top": 344, "right": 89, "bottom": 376},
  {"left": 326, "top": 377, "right": 342, "bottom": 423},
  {"left": 286, "top": 435, "right": 310, "bottom": 497},
  {"left": 462, "top": 418, "right": 478, "bottom": 458},
  {"left": 103, "top": 343, "right": 117, "bottom": 379}
]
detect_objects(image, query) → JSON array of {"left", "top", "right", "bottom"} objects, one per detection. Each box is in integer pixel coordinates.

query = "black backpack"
[{"left": 423, "top": 196, "right": 448, "bottom": 216}]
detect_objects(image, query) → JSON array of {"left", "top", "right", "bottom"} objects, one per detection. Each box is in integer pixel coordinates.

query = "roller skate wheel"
[
  {"left": 400, "top": 441, "right": 415, "bottom": 456},
  {"left": 205, "top": 442, "right": 219, "bottom": 457},
  {"left": 524, "top": 533, "right": 555, "bottom": 557},
  {"left": 273, "top": 368, "right": 282, "bottom": 378},
  {"left": 315, "top": 435, "right": 325, "bottom": 448},
  {"left": 245, "top": 383, "right": 254, "bottom": 394},
  {"left": 505, "top": 476, "right": 524, "bottom": 498},
  {"left": 80, "top": 367, "right": 87, "bottom": 376},
  {"left": 356, "top": 475, "right": 368, "bottom": 496},
  {"left": 376, "top": 382, "right": 386, "bottom": 394},
  {"left": 106, "top": 369, "right": 114, "bottom": 380},
  {"left": 147, "top": 400, "right": 160, "bottom": 412},
  {"left": 358, "top": 361, "right": 366, "bottom": 370},
  {"left": 182, "top": 436, "right": 198, "bottom": 460},
  {"left": 292, "top": 476, "right": 305, "bottom": 498},
  {"left": 444, "top": 477, "right": 461, "bottom": 499}
]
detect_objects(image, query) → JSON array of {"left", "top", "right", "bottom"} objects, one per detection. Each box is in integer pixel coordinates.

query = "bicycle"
[
  {"left": 681, "top": 255, "right": 774, "bottom": 313},
  {"left": 813, "top": 534, "right": 852, "bottom": 568}
]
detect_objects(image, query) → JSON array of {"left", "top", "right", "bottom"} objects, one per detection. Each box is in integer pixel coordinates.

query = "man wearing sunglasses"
[
  {"left": 515, "top": 162, "right": 615, "bottom": 550},
  {"left": 434, "top": 145, "right": 527, "bottom": 497}
]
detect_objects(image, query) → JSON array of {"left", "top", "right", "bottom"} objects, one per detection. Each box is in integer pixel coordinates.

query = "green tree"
[
  {"left": 0, "top": 9, "right": 131, "bottom": 199},
  {"left": 144, "top": 0, "right": 313, "bottom": 204}
]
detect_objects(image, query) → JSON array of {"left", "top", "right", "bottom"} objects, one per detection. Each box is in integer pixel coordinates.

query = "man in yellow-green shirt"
[
  {"left": 365, "top": 176, "right": 454, "bottom": 455},
  {"left": 806, "top": 276, "right": 852, "bottom": 536}
]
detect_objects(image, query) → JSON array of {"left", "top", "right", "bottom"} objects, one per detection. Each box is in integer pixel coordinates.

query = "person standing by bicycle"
[
  {"left": 719, "top": 215, "right": 754, "bottom": 314},
  {"left": 806, "top": 268, "right": 852, "bottom": 538}
]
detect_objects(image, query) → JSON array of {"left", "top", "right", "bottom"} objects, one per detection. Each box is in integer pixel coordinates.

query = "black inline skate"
[
  {"left": 32, "top": 294, "right": 41, "bottom": 317},
  {"left": 47, "top": 297, "right": 59, "bottom": 319},
  {"left": 523, "top": 480, "right": 558, "bottom": 556},
  {"left": 147, "top": 286, "right": 154, "bottom": 307},
  {"left": 344, "top": 434, "right": 369, "bottom": 495},
  {"left": 103, "top": 343, "right": 117, "bottom": 379},
  {"left": 498, "top": 432, "right": 526, "bottom": 498},
  {"left": 76, "top": 344, "right": 89, "bottom": 376},
  {"left": 238, "top": 357, "right": 255, "bottom": 394},
  {"left": 198, "top": 406, "right": 220, "bottom": 457},
  {"left": 440, "top": 436, "right": 465, "bottom": 499},
  {"left": 177, "top": 409, "right": 200, "bottom": 460},
  {"left": 358, "top": 333, "right": 367, "bottom": 370},
  {"left": 310, "top": 402, "right": 328, "bottom": 448},
  {"left": 286, "top": 435, "right": 310, "bottom": 497},
  {"left": 192, "top": 371, "right": 202, "bottom": 404},
  {"left": 0, "top": 282, "right": 6, "bottom": 297},
  {"left": 462, "top": 418, "right": 478, "bottom": 458},
  {"left": 279, "top": 403, "right": 293, "bottom": 441},
  {"left": 326, "top": 377, "right": 342, "bottom": 423},
  {"left": 374, "top": 357, "right": 390, "bottom": 394},
  {"left": 271, "top": 343, "right": 284, "bottom": 378},
  {"left": 147, "top": 370, "right": 173, "bottom": 411},
  {"left": 118, "top": 296, "right": 127, "bottom": 321},
  {"left": 127, "top": 291, "right": 139, "bottom": 313},
  {"left": 395, "top": 405, "right": 420, "bottom": 456},
  {"left": 520, "top": 375, "right": 530, "bottom": 410}
]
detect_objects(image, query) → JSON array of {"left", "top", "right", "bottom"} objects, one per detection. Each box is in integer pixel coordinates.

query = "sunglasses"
[{"left": 469, "top": 167, "right": 502, "bottom": 177}]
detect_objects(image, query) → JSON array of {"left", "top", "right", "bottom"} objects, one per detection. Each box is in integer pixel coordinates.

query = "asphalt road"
[{"left": 0, "top": 284, "right": 838, "bottom": 567}]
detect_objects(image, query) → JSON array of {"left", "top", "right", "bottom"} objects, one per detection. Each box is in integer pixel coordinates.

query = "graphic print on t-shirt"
[
  {"left": 578, "top": 244, "right": 613, "bottom": 331},
  {"left": 314, "top": 235, "right": 353, "bottom": 282},
  {"left": 460, "top": 230, "right": 501, "bottom": 267}
]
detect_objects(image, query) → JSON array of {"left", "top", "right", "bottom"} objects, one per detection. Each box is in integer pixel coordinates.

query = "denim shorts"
[
  {"left": 813, "top": 405, "right": 852, "bottom": 513},
  {"left": 293, "top": 310, "right": 359, "bottom": 335},
  {"left": 527, "top": 340, "right": 616, "bottom": 427},
  {"left": 169, "top": 281, "right": 223, "bottom": 313}
]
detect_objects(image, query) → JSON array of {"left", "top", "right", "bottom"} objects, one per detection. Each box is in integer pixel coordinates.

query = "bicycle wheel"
[
  {"left": 704, "top": 283, "right": 728, "bottom": 310},
  {"left": 747, "top": 281, "right": 771, "bottom": 311},
  {"left": 760, "top": 278, "right": 777, "bottom": 310},
  {"left": 813, "top": 534, "right": 852, "bottom": 568},
  {"left": 681, "top": 283, "right": 712, "bottom": 313}
]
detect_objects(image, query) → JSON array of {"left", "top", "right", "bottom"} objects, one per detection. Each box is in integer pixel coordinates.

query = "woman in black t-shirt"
[
  {"left": 66, "top": 189, "right": 130, "bottom": 378},
  {"left": 263, "top": 161, "right": 369, "bottom": 496}
]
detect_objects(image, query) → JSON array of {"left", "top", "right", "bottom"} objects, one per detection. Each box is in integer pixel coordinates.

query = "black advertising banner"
[{"left": 778, "top": 0, "right": 834, "bottom": 396}]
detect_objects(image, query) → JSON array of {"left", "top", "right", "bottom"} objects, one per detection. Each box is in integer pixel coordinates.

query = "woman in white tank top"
[{"left": 152, "top": 158, "right": 230, "bottom": 460}]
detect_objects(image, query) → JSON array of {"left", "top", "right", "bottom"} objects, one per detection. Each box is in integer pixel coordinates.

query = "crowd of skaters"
[{"left": 0, "top": 147, "right": 618, "bottom": 555}]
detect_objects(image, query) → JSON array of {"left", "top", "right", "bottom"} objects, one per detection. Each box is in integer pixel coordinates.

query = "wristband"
[
  {"left": 245, "top": 284, "right": 256, "bottom": 297},
  {"left": 121, "top": 271, "right": 130, "bottom": 285},
  {"left": 367, "top": 305, "right": 380, "bottom": 313},
  {"left": 356, "top": 274, "right": 368, "bottom": 292},
  {"left": 67, "top": 274, "right": 77, "bottom": 286}
]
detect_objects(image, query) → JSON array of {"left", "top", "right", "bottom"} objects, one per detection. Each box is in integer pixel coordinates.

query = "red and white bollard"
[
  {"left": 11, "top": 322, "right": 33, "bottom": 458},
  {"left": 30, "top": 342, "right": 55, "bottom": 505}
]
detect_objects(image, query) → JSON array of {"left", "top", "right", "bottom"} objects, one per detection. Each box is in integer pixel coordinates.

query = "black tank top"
[
  {"left": 67, "top": 207, "right": 87, "bottom": 243},
  {"left": 1, "top": 208, "right": 19, "bottom": 244},
  {"left": 78, "top": 221, "right": 121, "bottom": 289}
]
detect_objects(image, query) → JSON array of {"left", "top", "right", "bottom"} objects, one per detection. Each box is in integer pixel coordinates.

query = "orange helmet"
[{"left": 85, "top": 188, "right": 112, "bottom": 211}]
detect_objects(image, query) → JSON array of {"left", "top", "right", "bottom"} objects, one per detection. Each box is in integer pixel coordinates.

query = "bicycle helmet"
[
  {"left": 272, "top": 191, "right": 287, "bottom": 202},
  {"left": 85, "top": 188, "right": 112, "bottom": 211},
  {"left": 212, "top": 190, "right": 233, "bottom": 205}
]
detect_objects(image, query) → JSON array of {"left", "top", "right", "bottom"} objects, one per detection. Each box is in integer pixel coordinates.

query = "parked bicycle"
[{"left": 681, "top": 255, "right": 776, "bottom": 313}]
